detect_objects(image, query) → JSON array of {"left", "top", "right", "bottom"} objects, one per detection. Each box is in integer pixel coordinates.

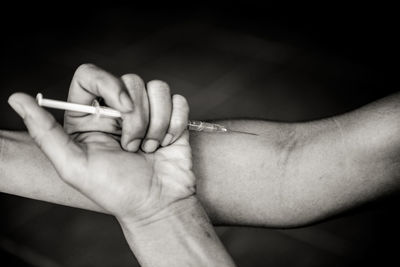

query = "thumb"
[{"left": 8, "top": 93, "right": 83, "bottom": 176}]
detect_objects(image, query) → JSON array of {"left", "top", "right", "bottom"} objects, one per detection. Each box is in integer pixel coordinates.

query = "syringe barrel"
[{"left": 187, "top": 120, "right": 228, "bottom": 133}]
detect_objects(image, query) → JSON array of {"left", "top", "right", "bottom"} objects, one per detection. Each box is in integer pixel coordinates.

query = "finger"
[
  {"left": 8, "top": 93, "right": 83, "bottom": 178},
  {"left": 68, "top": 63, "right": 133, "bottom": 110},
  {"left": 64, "top": 98, "right": 121, "bottom": 135},
  {"left": 64, "top": 115, "right": 122, "bottom": 136},
  {"left": 161, "top": 94, "right": 189, "bottom": 147},
  {"left": 64, "top": 63, "right": 132, "bottom": 135},
  {"left": 120, "top": 74, "right": 149, "bottom": 152},
  {"left": 142, "top": 80, "right": 172, "bottom": 153}
]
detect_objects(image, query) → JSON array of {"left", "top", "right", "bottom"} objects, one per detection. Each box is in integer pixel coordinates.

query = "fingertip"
[
  {"left": 166, "top": 94, "right": 189, "bottom": 145},
  {"left": 147, "top": 80, "right": 170, "bottom": 91},
  {"left": 8, "top": 93, "right": 37, "bottom": 118},
  {"left": 8, "top": 92, "right": 19, "bottom": 103},
  {"left": 145, "top": 80, "right": 172, "bottom": 148},
  {"left": 141, "top": 139, "right": 159, "bottom": 153},
  {"left": 172, "top": 93, "right": 188, "bottom": 103},
  {"left": 8, "top": 92, "right": 32, "bottom": 103},
  {"left": 125, "top": 139, "right": 141, "bottom": 152},
  {"left": 121, "top": 73, "right": 145, "bottom": 88},
  {"left": 161, "top": 133, "right": 174, "bottom": 147}
]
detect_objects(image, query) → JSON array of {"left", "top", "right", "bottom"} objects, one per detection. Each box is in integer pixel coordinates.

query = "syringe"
[
  {"left": 187, "top": 120, "right": 257, "bottom": 135},
  {"left": 36, "top": 93, "right": 257, "bottom": 135}
]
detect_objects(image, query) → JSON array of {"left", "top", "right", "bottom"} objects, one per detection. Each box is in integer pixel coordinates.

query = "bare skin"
[
  {"left": 6, "top": 64, "right": 236, "bottom": 266},
  {"left": 1, "top": 66, "right": 400, "bottom": 228}
]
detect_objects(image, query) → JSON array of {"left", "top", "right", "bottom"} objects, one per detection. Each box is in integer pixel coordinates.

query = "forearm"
[
  {"left": 118, "top": 197, "right": 235, "bottom": 267},
  {"left": 0, "top": 125, "right": 290, "bottom": 226},
  {"left": 0, "top": 130, "right": 103, "bottom": 212},
  {"left": 2, "top": 93, "right": 400, "bottom": 227}
]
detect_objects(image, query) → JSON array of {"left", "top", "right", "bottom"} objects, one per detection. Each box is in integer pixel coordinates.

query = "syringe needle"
[{"left": 227, "top": 129, "right": 258, "bottom": 136}]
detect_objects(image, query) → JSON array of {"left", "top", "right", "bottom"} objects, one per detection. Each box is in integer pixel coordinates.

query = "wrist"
[
  {"left": 117, "top": 196, "right": 203, "bottom": 230},
  {"left": 117, "top": 196, "right": 236, "bottom": 267}
]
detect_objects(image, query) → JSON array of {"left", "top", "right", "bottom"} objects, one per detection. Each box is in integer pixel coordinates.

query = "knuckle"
[
  {"left": 147, "top": 80, "right": 170, "bottom": 92},
  {"left": 121, "top": 73, "right": 144, "bottom": 87},
  {"left": 75, "top": 63, "right": 97, "bottom": 76},
  {"left": 173, "top": 94, "right": 189, "bottom": 112},
  {"left": 173, "top": 94, "right": 186, "bottom": 102},
  {"left": 97, "top": 76, "right": 124, "bottom": 93}
]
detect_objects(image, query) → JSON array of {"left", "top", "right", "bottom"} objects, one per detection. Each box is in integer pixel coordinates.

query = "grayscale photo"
[{"left": 0, "top": 4, "right": 399, "bottom": 267}]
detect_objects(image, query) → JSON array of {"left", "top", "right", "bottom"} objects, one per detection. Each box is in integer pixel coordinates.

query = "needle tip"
[{"left": 229, "top": 129, "right": 258, "bottom": 136}]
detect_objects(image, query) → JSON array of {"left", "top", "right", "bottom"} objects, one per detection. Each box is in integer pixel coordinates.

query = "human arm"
[
  {"left": 0, "top": 130, "right": 235, "bottom": 267},
  {"left": 193, "top": 93, "right": 400, "bottom": 227},
  {"left": 119, "top": 197, "right": 235, "bottom": 267},
  {"left": 7, "top": 83, "right": 236, "bottom": 266},
  {"left": 2, "top": 66, "right": 400, "bottom": 227}
]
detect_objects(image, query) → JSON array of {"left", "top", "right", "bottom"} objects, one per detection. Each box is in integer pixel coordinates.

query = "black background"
[{"left": 0, "top": 4, "right": 399, "bottom": 266}]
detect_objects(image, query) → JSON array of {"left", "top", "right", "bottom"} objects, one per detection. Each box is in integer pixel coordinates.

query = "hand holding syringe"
[{"left": 36, "top": 93, "right": 257, "bottom": 135}]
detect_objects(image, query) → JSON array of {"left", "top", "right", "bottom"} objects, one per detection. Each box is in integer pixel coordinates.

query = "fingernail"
[
  {"left": 142, "top": 139, "right": 159, "bottom": 153},
  {"left": 126, "top": 139, "right": 141, "bottom": 152},
  {"left": 8, "top": 97, "right": 25, "bottom": 118},
  {"left": 161, "top": 133, "right": 174, "bottom": 147},
  {"left": 119, "top": 91, "right": 134, "bottom": 111}
]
